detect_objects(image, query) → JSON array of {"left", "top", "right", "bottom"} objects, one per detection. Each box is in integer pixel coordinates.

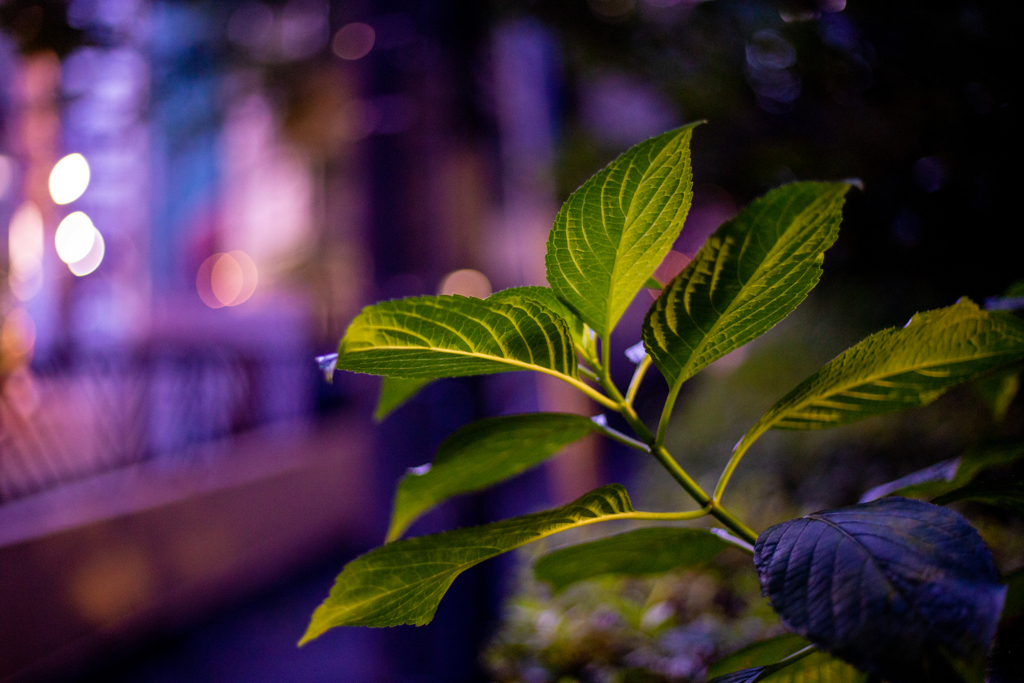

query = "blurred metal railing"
[{"left": 0, "top": 348, "right": 262, "bottom": 503}]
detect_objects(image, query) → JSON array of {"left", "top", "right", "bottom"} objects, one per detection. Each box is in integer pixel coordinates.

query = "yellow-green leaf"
[
  {"left": 738, "top": 299, "right": 1024, "bottom": 453},
  {"left": 374, "top": 377, "right": 432, "bottom": 422},
  {"left": 337, "top": 294, "right": 578, "bottom": 381},
  {"left": 545, "top": 124, "right": 699, "bottom": 339},
  {"left": 488, "top": 285, "right": 588, "bottom": 351},
  {"left": 387, "top": 413, "right": 599, "bottom": 541},
  {"left": 301, "top": 484, "right": 636, "bottom": 641},
  {"left": 643, "top": 182, "right": 851, "bottom": 390}
]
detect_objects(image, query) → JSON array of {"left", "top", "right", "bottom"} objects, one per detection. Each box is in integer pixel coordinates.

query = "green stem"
[
  {"left": 713, "top": 423, "right": 768, "bottom": 503},
  {"left": 597, "top": 373, "right": 759, "bottom": 546},
  {"left": 577, "top": 364, "right": 600, "bottom": 383},
  {"left": 591, "top": 419, "right": 650, "bottom": 452},
  {"left": 627, "top": 508, "right": 710, "bottom": 522},
  {"left": 625, "top": 355, "right": 652, "bottom": 406},
  {"left": 655, "top": 381, "right": 683, "bottom": 449}
]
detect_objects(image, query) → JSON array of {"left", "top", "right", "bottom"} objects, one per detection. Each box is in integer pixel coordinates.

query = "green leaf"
[
  {"left": 974, "top": 368, "right": 1020, "bottom": 422},
  {"left": 534, "top": 527, "right": 730, "bottom": 592},
  {"left": 644, "top": 276, "right": 663, "bottom": 290},
  {"left": 336, "top": 294, "right": 578, "bottom": 381},
  {"left": 488, "top": 285, "right": 588, "bottom": 351},
  {"left": 708, "top": 651, "right": 866, "bottom": 683},
  {"left": 738, "top": 299, "right": 1024, "bottom": 451},
  {"left": 860, "top": 442, "right": 1024, "bottom": 503},
  {"left": 545, "top": 123, "right": 699, "bottom": 339},
  {"left": 706, "top": 634, "right": 810, "bottom": 679},
  {"left": 374, "top": 377, "right": 432, "bottom": 422},
  {"left": 387, "top": 413, "right": 600, "bottom": 541},
  {"left": 643, "top": 181, "right": 851, "bottom": 389},
  {"left": 932, "top": 478, "right": 1024, "bottom": 514},
  {"left": 301, "top": 484, "right": 637, "bottom": 641}
]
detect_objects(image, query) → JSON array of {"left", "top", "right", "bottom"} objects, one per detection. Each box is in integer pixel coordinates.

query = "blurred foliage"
[
  {"left": 484, "top": 550, "right": 784, "bottom": 683},
  {"left": 0, "top": 0, "right": 84, "bottom": 56},
  {"left": 496, "top": 0, "right": 1020, "bottom": 312}
]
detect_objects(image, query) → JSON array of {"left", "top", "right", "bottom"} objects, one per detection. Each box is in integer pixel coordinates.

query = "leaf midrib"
[
  {"left": 342, "top": 344, "right": 574, "bottom": 379},
  {"left": 606, "top": 145, "right": 680, "bottom": 335}
]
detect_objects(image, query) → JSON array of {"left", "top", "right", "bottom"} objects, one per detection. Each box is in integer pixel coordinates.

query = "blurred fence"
[{"left": 0, "top": 346, "right": 304, "bottom": 503}]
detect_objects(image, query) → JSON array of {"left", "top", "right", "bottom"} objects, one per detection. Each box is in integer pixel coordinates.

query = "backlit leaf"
[
  {"left": 387, "top": 413, "right": 599, "bottom": 541},
  {"left": 708, "top": 650, "right": 865, "bottom": 683},
  {"left": 533, "top": 527, "right": 730, "bottom": 591},
  {"left": 374, "top": 377, "right": 432, "bottom": 422},
  {"left": 336, "top": 294, "right": 578, "bottom": 381},
  {"left": 706, "top": 634, "right": 810, "bottom": 679},
  {"left": 738, "top": 299, "right": 1024, "bottom": 454},
  {"left": 488, "top": 285, "right": 588, "bottom": 351},
  {"left": 545, "top": 124, "right": 699, "bottom": 339},
  {"left": 644, "top": 276, "right": 664, "bottom": 290},
  {"left": 643, "top": 182, "right": 851, "bottom": 390},
  {"left": 754, "top": 497, "right": 1006, "bottom": 683},
  {"left": 859, "top": 442, "right": 1024, "bottom": 503},
  {"left": 301, "top": 484, "right": 637, "bottom": 641}
]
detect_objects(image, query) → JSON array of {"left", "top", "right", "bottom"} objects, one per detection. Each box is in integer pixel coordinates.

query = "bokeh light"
[
  {"left": 1, "top": 308, "right": 36, "bottom": 359},
  {"left": 438, "top": 269, "right": 492, "bottom": 299},
  {"left": 55, "top": 211, "right": 98, "bottom": 264},
  {"left": 197, "top": 251, "right": 259, "bottom": 308},
  {"left": 48, "top": 153, "right": 91, "bottom": 205},
  {"left": 68, "top": 228, "right": 106, "bottom": 276},
  {"left": 212, "top": 253, "right": 244, "bottom": 305},
  {"left": 8, "top": 201, "right": 44, "bottom": 301},
  {"left": 332, "top": 22, "right": 375, "bottom": 60}
]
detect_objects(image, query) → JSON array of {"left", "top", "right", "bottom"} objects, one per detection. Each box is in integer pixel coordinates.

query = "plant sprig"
[{"left": 305, "top": 125, "right": 1024, "bottom": 683}]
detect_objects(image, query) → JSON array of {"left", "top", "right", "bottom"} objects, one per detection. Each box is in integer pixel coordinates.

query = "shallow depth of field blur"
[{"left": 0, "top": 1, "right": 1019, "bottom": 681}]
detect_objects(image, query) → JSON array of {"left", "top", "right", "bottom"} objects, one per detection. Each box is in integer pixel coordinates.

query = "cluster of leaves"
[{"left": 308, "top": 125, "right": 1024, "bottom": 683}]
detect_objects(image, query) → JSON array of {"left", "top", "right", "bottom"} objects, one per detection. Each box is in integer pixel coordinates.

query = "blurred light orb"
[
  {"left": 438, "top": 269, "right": 492, "bottom": 299},
  {"left": 212, "top": 253, "right": 244, "bottom": 305},
  {"left": 68, "top": 228, "right": 105, "bottom": 276},
  {"left": 49, "top": 153, "right": 91, "bottom": 205},
  {"left": 1, "top": 308, "right": 36, "bottom": 358},
  {"left": 333, "top": 22, "right": 375, "bottom": 60},
  {"left": 197, "top": 251, "right": 259, "bottom": 308},
  {"left": 55, "top": 211, "right": 98, "bottom": 264}
]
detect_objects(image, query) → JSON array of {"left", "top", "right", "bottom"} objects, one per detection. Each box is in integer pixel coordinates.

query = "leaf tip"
[
  {"left": 297, "top": 621, "right": 325, "bottom": 647},
  {"left": 841, "top": 177, "right": 865, "bottom": 191}
]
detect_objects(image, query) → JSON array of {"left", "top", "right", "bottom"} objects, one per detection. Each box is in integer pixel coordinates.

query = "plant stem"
[
  {"left": 628, "top": 508, "right": 711, "bottom": 522},
  {"left": 591, "top": 419, "right": 650, "bottom": 452},
  {"left": 625, "top": 355, "right": 652, "bottom": 406},
  {"left": 597, "top": 373, "right": 759, "bottom": 546},
  {"left": 655, "top": 381, "right": 683, "bottom": 448},
  {"left": 712, "top": 423, "right": 768, "bottom": 503},
  {"left": 577, "top": 364, "right": 600, "bottom": 383}
]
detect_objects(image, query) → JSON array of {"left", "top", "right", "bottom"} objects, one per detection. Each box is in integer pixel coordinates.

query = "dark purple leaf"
[{"left": 754, "top": 497, "right": 1006, "bottom": 683}]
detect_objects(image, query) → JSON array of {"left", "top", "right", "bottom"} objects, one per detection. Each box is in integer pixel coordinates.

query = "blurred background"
[{"left": 0, "top": 0, "right": 1019, "bottom": 681}]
